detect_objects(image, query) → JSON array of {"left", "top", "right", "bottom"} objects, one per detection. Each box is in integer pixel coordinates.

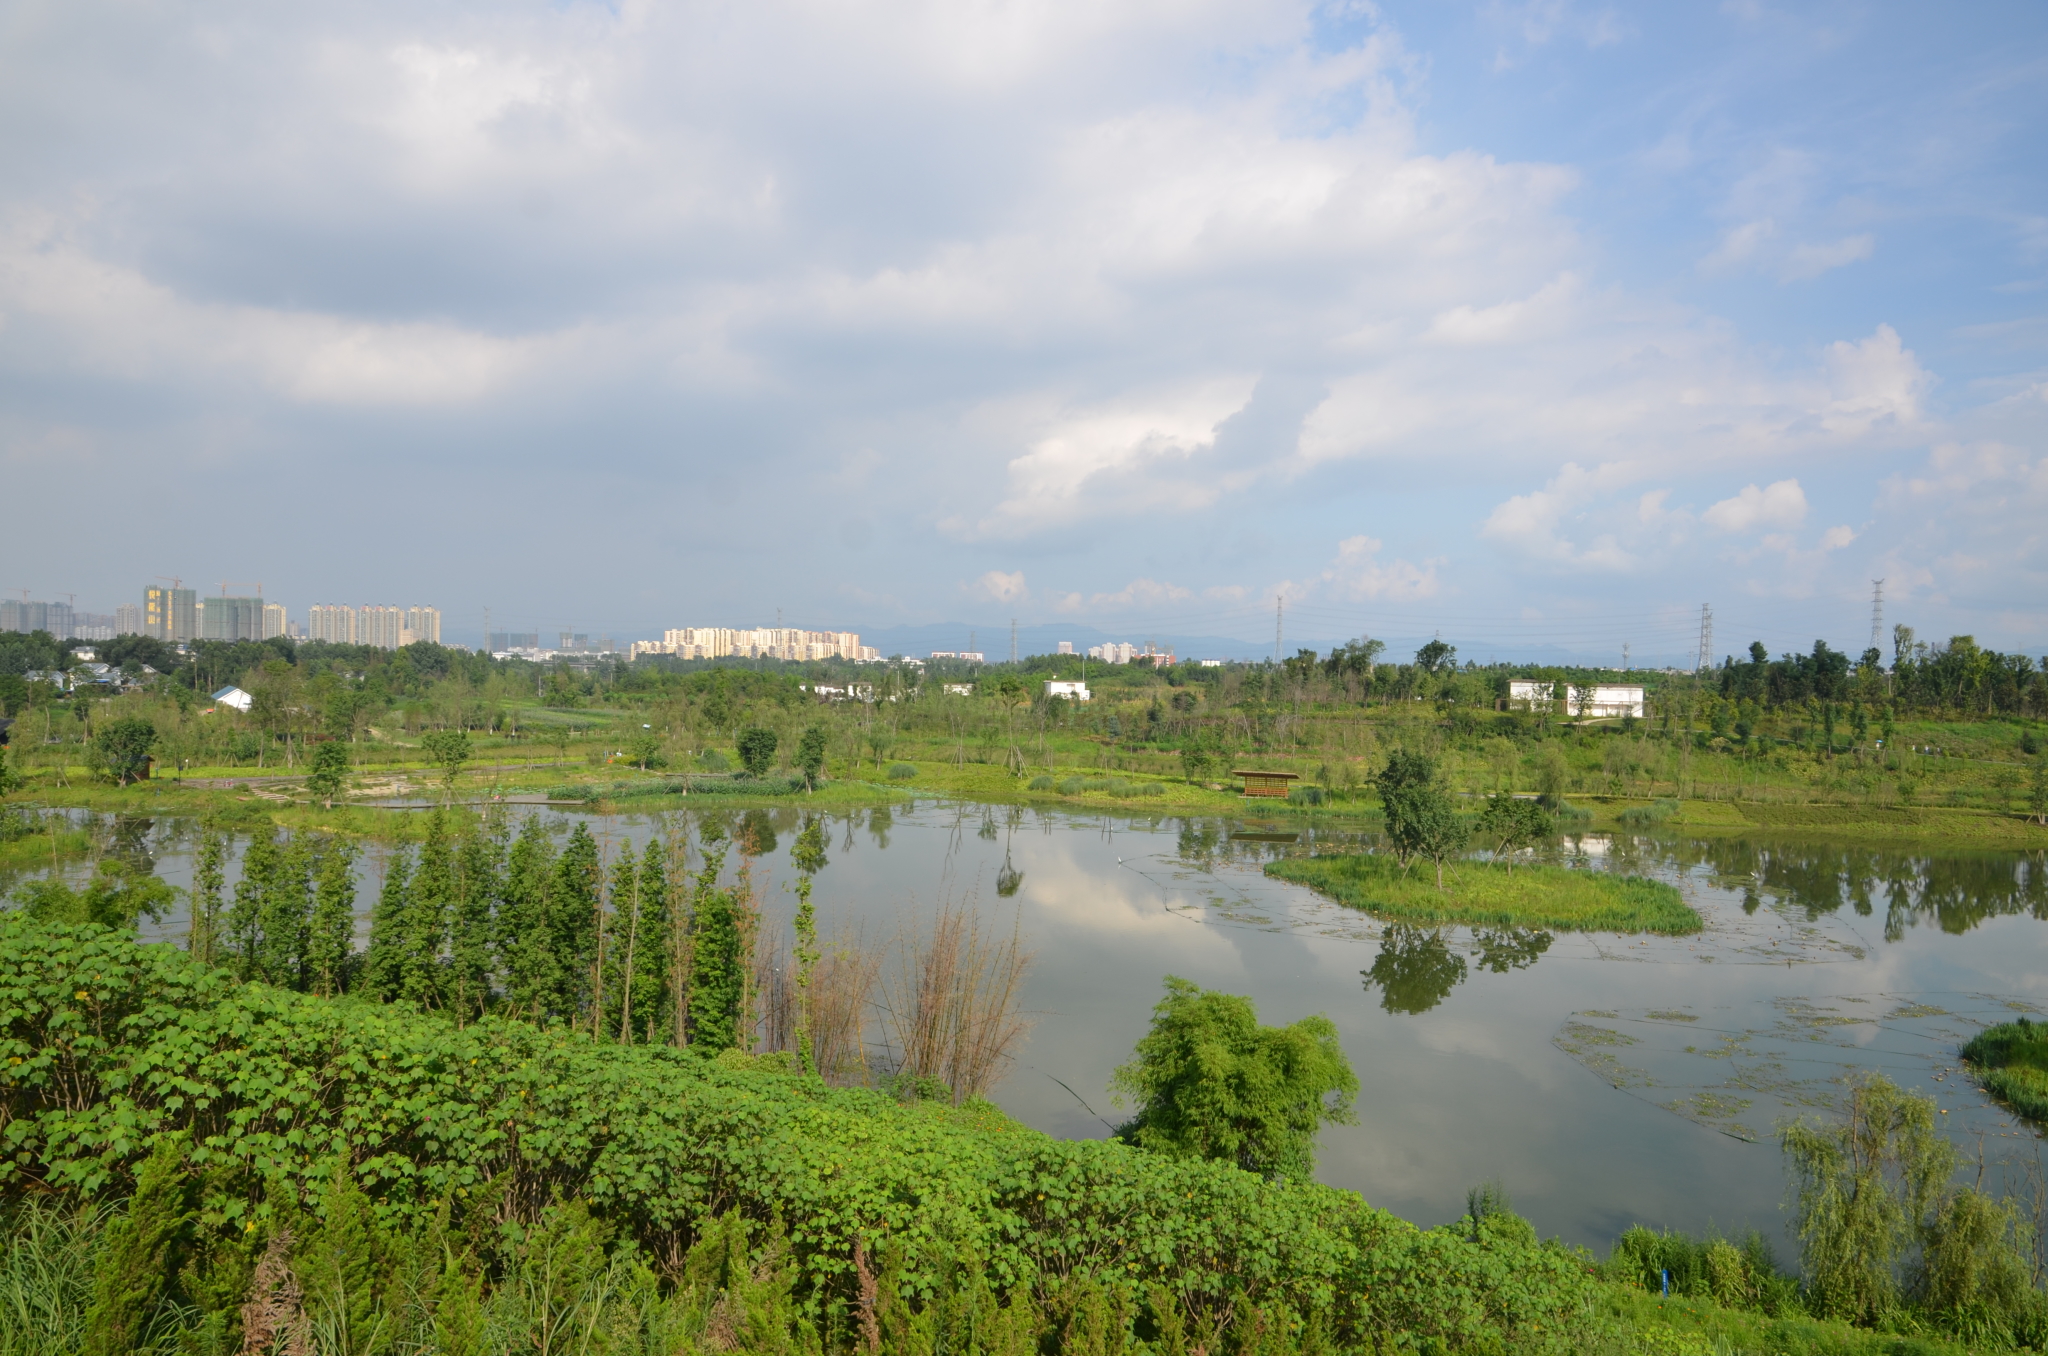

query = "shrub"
[
  {"left": 1618, "top": 800, "right": 1680, "bottom": 826},
  {"left": 0, "top": 920, "right": 1603, "bottom": 1352},
  {"left": 888, "top": 763, "right": 918, "bottom": 780},
  {"left": 1027, "top": 775, "right": 1054, "bottom": 791},
  {"left": 1056, "top": 777, "right": 1083, "bottom": 795},
  {"left": 1287, "top": 785, "right": 1325, "bottom": 806},
  {"left": 736, "top": 727, "right": 778, "bottom": 778}
]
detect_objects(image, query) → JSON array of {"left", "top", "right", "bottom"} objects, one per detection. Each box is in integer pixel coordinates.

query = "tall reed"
[{"left": 883, "top": 899, "right": 1033, "bottom": 1103}]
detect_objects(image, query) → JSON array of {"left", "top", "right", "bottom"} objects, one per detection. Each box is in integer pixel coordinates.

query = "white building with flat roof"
[
  {"left": 1044, "top": 680, "right": 1091, "bottom": 701},
  {"left": 1507, "top": 679, "right": 1645, "bottom": 719}
]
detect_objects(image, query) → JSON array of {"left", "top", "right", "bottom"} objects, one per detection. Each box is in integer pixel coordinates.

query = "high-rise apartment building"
[
  {"left": 200, "top": 596, "right": 263, "bottom": 642},
  {"left": 358, "top": 606, "right": 406, "bottom": 650},
  {"left": 0, "top": 599, "right": 75, "bottom": 637},
  {"left": 404, "top": 606, "right": 441, "bottom": 645},
  {"left": 115, "top": 604, "right": 143, "bottom": 636},
  {"left": 262, "top": 602, "right": 288, "bottom": 641},
  {"left": 641, "top": 626, "right": 875, "bottom": 661},
  {"left": 307, "top": 605, "right": 356, "bottom": 644},
  {"left": 144, "top": 586, "right": 197, "bottom": 642}
]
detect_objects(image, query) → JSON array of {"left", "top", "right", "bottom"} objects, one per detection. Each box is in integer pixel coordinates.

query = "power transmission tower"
[
  {"left": 1695, "top": 604, "right": 1714, "bottom": 674},
  {"left": 1274, "top": 597, "right": 1284, "bottom": 664},
  {"left": 1010, "top": 618, "right": 1017, "bottom": 663},
  {"left": 1869, "top": 580, "right": 1884, "bottom": 654},
  {"left": 1622, "top": 642, "right": 1630, "bottom": 672}
]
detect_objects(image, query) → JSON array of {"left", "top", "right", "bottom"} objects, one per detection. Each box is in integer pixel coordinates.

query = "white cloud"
[
  {"left": 962, "top": 376, "right": 1258, "bottom": 538},
  {"left": 1783, "top": 233, "right": 1875, "bottom": 280},
  {"left": 967, "top": 570, "right": 1030, "bottom": 604},
  {"left": 1053, "top": 577, "right": 1194, "bottom": 613},
  {"left": 1319, "top": 535, "right": 1444, "bottom": 600},
  {"left": 1703, "top": 479, "right": 1807, "bottom": 532},
  {"left": 1480, "top": 461, "right": 1644, "bottom": 569}
]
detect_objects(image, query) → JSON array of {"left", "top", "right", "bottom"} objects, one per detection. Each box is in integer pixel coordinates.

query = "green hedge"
[{"left": 0, "top": 919, "right": 1603, "bottom": 1350}]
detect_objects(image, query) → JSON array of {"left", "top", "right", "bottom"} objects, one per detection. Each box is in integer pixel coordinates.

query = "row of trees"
[{"left": 189, "top": 811, "right": 832, "bottom": 1058}]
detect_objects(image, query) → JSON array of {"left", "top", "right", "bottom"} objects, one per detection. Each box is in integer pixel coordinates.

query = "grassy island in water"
[{"left": 1266, "top": 852, "right": 1703, "bottom": 935}]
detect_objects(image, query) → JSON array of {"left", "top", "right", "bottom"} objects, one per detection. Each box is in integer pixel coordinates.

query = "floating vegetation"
[
  {"left": 1551, "top": 994, "right": 2046, "bottom": 1146},
  {"left": 1961, "top": 1017, "right": 2048, "bottom": 1125},
  {"left": 1268, "top": 852, "right": 1701, "bottom": 934}
]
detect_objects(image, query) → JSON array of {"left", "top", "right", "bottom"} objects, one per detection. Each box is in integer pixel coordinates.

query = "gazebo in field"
[{"left": 1232, "top": 769, "right": 1300, "bottom": 799}]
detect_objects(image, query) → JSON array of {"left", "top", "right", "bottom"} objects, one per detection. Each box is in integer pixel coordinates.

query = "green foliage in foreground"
[
  {"left": 1266, "top": 852, "right": 1703, "bottom": 935},
  {"left": 0, "top": 918, "right": 1615, "bottom": 1353},
  {"left": 1962, "top": 1018, "right": 2048, "bottom": 1125},
  {"left": 1111, "top": 977, "right": 1357, "bottom": 1184}
]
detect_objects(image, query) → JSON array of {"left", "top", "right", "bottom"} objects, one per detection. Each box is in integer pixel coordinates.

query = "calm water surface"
[{"left": 18, "top": 802, "right": 2048, "bottom": 1254}]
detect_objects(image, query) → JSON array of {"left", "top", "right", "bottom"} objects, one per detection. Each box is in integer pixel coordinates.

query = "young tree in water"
[
  {"left": 226, "top": 834, "right": 276, "bottom": 980},
  {"left": 307, "top": 840, "right": 357, "bottom": 997},
  {"left": 629, "top": 836, "right": 670, "bottom": 1044},
  {"left": 1111, "top": 976, "right": 1356, "bottom": 1183},
  {"left": 189, "top": 824, "right": 227, "bottom": 965},
  {"left": 498, "top": 817, "right": 558, "bottom": 1021},
  {"left": 687, "top": 844, "right": 742, "bottom": 1052},
  {"left": 447, "top": 816, "right": 502, "bottom": 1023},
  {"left": 790, "top": 816, "right": 828, "bottom": 1072},
  {"left": 363, "top": 848, "right": 414, "bottom": 1002},
  {"left": 551, "top": 822, "right": 602, "bottom": 1024},
  {"left": 599, "top": 846, "right": 638, "bottom": 1040}
]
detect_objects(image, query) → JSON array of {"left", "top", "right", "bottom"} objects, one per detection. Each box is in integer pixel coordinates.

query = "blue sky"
[{"left": 2, "top": 0, "right": 2043, "bottom": 663}]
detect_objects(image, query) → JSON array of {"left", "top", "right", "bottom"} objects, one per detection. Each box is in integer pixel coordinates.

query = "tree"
[
  {"left": 11, "top": 861, "right": 176, "bottom": 932},
  {"left": 421, "top": 728, "right": 470, "bottom": 789},
  {"left": 1413, "top": 639, "right": 1456, "bottom": 674},
  {"left": 790, "top": 817, "right": 828, "bottom": 1073},
  {"left": 736, "top": 726, "right": 778, "bottom": 778},
  {"left": 81, "top": 1134, "right": 193, "bottom": 1356},
  {"left": 448, "top": 819, "right": 501, "bottom": 1024},
  {"left": 1111, "top": 976, "right": 1356, "bottom": 1183},
  {"left": 626, "top": 730, "right": 664, "bottom": 771},
  {"left": 550, "top": 821, "right": 602, "bottom": 1023},
  {"left": 1373, "top": 750, "right": 1468, "bottom": 888},
  {"left": 0, "top": 745, "right": 21, "bottom": 796},
  {"left": 2030, "top": 757, "right": 2048, "bottom": 827},
  {"left": 308, "top": 841, "right": 357, "bottom": 997},
  {"left": 91, "top": 718, "right": 157, "bottom": 785},
  {"left": 306, "top": 740, "right": 350, "bottom": 807},
  {"left": 1783, "top": 1071, "right": 1954, "bottom": 1325},
  {"left": 794, "top": 723, "right": 829, "bottom": 791},
  {"left": 687, "top": 845, "right": 743, "bottom": 1051},
  {"left": 628, "top": 836, "right": 670, "bottom": 1044},
  {"left": 1476, "top": 792, "right": 1550, "bottom": 872},
  {"left": 363, "top": 848, "right": 414, "bottom": 1002},
  {"left": 189, "top": 825, "right": 226, "bottom": 964}
]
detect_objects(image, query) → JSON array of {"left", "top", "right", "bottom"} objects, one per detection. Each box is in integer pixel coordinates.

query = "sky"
[{"left": 2, "top": 0, "right": 2044, "bottom": 664}]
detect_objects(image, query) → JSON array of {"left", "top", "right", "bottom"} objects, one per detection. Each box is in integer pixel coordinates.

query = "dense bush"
[
  {"left": 887, "top": 763, "right": 918, "bottom": 780},
  {"left": 0, "top": 919, "right": 1607, "bottom": 1353}
]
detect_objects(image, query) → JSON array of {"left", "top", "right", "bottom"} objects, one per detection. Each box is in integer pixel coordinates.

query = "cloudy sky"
[{"left": 4, "top": 0, "right": 2044, "bottom": 661}]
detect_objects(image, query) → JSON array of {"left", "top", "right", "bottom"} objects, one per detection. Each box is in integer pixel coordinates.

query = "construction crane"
[{"left": 153, "top": 575, "right": 183, "bottom": 589}]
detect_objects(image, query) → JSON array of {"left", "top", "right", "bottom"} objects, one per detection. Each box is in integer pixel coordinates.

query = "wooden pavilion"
[{"left": 1232, "top": 769, "right": 1300, "bottom": 799}]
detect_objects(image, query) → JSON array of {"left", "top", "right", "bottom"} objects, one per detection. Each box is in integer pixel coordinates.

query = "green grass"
[
  {"left": 1961, "top": 1017, "right": 2048, "bottom": 1124},
  {"left": 1267, "top": 851, "right": 1703, "bottom": 935}
]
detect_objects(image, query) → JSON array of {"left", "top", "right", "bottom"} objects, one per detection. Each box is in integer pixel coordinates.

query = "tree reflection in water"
[
  {"left": 1362, "top": 923, "right": 1555, "bottom": 1014},
  {"left": 1658, "top": 839, "right": 2048, "bottom": 939}
]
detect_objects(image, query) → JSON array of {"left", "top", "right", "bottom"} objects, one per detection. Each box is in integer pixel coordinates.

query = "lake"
[{"left": 21, "top": 799, "right": 2048, "bottom": 1256}]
